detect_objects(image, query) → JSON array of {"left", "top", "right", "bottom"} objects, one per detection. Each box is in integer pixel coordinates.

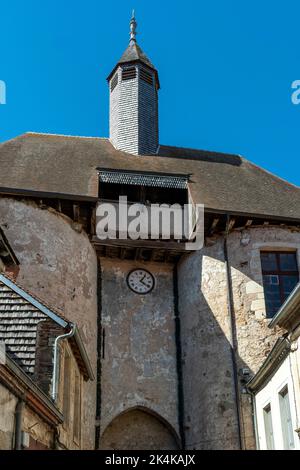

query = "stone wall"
[
  {"left": 23, "top": 406, "right": 54, "bottom": 449},
  {"left": 0, "top": 197, "right": 98, "bottom": 449},
  {"left": 178, "top": 226, "right": 300, "bottom": 450},
  {"left": 99, "top": 258, "right": 179, "bottom": 446}
]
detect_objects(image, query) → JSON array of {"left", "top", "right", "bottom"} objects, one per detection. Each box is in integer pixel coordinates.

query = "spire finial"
[{"left": 130, "top": 10, "right": 137, "bottom": 44}]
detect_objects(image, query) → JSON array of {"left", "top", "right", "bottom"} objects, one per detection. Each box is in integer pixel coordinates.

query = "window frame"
[
  {"left": 279, "top": 385, "right": 295, "bottom": 450},
  {"left": 263, "top": 403, "right": 275, "bottom": 450},
  {"left": 261, "top": 250, "right": 299, "bottom": 317},
  {"left": 61, "top": 348, "right": 72, "bottom": 430},
  {"left": 73, "top": 369, "right": 82, "bottom": 446}
]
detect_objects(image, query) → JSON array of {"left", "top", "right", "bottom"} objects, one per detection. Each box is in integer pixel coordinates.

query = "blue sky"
[{"left": 1, "top": 0, "right": 299, "bottom": 185}]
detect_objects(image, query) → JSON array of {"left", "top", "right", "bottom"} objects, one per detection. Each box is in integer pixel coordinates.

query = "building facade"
[
  {"left": 248, "top": 283, "right": 300, "bottom": 450},
  {"left": 1, "top": 14, "right": 300, "bottom": 450}
]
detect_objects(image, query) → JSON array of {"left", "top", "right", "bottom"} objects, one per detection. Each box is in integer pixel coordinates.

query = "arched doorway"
[{"left": 100, "top": 408, "right": 180, "bottom": 450}]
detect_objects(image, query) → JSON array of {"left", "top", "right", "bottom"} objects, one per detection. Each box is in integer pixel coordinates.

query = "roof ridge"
[
  {"left": 159, "top": 143, "right": 241, "bottom": 158},
  {"left": 24, "top": 132, "right": 108, "bottom": 140}
]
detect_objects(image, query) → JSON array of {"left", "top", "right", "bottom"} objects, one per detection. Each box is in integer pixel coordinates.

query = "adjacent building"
[
  {"left": 0, "top": 234, "right": 94, "bottom": 449},
  {"left": 248, "top": 283, "right": 300, "bottom": 450}
]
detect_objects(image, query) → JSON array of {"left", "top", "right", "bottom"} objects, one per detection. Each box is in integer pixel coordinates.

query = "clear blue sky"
[{"left": 1, "top": 0, "right": 300, "bottom": 185}]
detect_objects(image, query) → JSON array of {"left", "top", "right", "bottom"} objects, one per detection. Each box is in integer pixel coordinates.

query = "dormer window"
[{"left": 98, "top": 170, "right": 189, "bottom": 206}]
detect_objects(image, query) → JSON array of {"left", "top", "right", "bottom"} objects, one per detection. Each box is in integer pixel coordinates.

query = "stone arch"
[{"left": 99, "top": 407, "right": 181, "bottom": 450}]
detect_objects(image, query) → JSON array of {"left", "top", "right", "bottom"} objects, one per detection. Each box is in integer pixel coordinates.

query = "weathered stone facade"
[
  {"left": 99, "top": 258, "right": 179, "bottom": 446},
  {"left": 178, "top": 226, "right": 300, "bottom": 449},
  {"left": 1, "top": 193, "right": 299, "bottom": 450}
]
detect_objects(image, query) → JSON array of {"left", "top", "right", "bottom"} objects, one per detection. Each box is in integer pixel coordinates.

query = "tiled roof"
[
  {"left": 0, "top": 133, "right": 300, "bottom": 221},
  {"left": 0, "top": 274, "right": 68, "bottom": 375},
  {"left": 0, "top": 280, "right": 47, "bottom": 374},
  {"left": 118, "top": 42, "right": 156, "bottom": 70},
  {"left": 0, "top": 274, "right": 93, "bottom": 382}
]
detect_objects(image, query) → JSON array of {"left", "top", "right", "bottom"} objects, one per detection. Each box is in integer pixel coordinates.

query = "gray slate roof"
[
  {"left": 0, "top": 274, "right": 67, "bottom": 375},
  {"left": 0, "top": 281, "right": 47, "bottom": 374},
  {"left": 118, "top": 42, "right": 156, "bottom": 70},
  {"left": 0, "top": 132, "right": 300, "bottom": 221}
]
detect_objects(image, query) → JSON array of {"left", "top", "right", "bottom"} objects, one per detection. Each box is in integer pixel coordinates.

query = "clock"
[{"left": 127, "top": 269, "right": 155, "bottom": 294}]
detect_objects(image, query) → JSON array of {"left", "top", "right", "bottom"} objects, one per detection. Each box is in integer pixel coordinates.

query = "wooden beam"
[
  {"left": 210, "top": 218, "right": 220, "bottom": 234},
  {"left": 228, "top": 218, "right": 236, "bottom": 232},
  {"left": 91, "top": 236, "right": 189, "bottom": 253},
  {"left": 245, "top": 219, "right": 253, "bottom": 227}
]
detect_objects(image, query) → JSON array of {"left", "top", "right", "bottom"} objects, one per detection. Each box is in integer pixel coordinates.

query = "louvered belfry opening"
[
  {"left": 140, "top": 67, "right": 153, "bottom": 86},
  {"left": 122, "top": 67, "right": 137, "bottom": 81}
]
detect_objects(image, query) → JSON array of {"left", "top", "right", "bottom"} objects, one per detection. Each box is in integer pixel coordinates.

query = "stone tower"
[{"left": 107, "top": 12, "right": 160, "bottom": 155}]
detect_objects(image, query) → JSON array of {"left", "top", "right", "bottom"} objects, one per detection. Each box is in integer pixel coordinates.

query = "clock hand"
[{"left": 140, "top": 276, "right": 151, "bottom": 287}]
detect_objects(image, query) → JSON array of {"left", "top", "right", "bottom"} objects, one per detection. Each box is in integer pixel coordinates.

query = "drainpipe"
[
  {"left": 95, "top": 258, "right": 103, "bottom": 450},
  {"left": 173, "top": 262, "right": 185, "bottom": 450},
  {"left": 14, "top": 399, "right": 24, "bottom": 450},
  {"left": 51, "top": 323, "right": 76, "bottom": 402},
  {"left": 248, "top": 390, "right": 260, "bottom": 450},
  {"left": 224, "top": 214, "right": 243, "bottom": 449}
]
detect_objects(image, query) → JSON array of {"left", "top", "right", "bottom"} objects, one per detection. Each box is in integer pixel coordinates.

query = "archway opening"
[{"left": 100, "top": 408, "right": 180, "bottom": 450}]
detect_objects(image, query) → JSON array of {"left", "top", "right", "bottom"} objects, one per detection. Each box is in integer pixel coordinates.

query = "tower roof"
[
  {"left": 118, "top": 41, "right": 156, "bottom": 71},
  {"left": 107, "top": 12, "right": 159, "bottom": 87}
]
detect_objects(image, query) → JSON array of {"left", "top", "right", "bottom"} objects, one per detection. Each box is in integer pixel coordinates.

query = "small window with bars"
[
  {"left": 261, "top": 251, "right": 299, "bottom": 318},
  {"left": 122, "top": 67, "right": 136, "bottom": 81},
  {"left": 110, "top": 74, "right": 118, "bottom": 92},
  {"left": 140, "top": 68, "right": 153, "bottom": 85}
]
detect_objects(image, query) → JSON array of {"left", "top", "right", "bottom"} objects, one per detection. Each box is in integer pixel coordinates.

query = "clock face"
[{"left": 127, "top": 269, "right": 155, "bottom": 294}]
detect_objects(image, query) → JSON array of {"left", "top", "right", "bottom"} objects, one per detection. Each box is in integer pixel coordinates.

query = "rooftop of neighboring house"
[{"left": 0, "top": 272, "right": 94, "bottom": 382}]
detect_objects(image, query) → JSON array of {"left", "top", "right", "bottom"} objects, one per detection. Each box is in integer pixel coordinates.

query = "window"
[
  {"left": 63, "top": 349, "right": 71, "bottom": 427},
  {"left": 263, "top": 404, "right": 275, "bottom": 450},
  {"left": 279, "top": 386, "right": 295, "bottom": 449},
  {"left": 122, "top": 67, "right": 136, "bottom": 81},
  {"left": 261, "top": 251, "right": 299, "bottom": 317},
  {"left": 73, "top": 371, "right": 81, "bottom": 444}
]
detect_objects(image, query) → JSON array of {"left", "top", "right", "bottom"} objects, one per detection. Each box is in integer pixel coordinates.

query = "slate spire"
[{"left": 107, "top": 13, "right": 160, "bottom": 156}]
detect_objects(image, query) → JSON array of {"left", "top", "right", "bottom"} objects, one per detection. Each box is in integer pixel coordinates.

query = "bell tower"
[{"left": 107, "top": 12, "right": 160, "bottom": 155}]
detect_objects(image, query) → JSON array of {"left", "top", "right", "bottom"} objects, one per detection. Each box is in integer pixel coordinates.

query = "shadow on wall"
[
  {"left": 177, "top": 232, "right": 280, "bottom": 450},
  {"left": 99, "top": 406, "right": 180, "bottom": 450}
]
